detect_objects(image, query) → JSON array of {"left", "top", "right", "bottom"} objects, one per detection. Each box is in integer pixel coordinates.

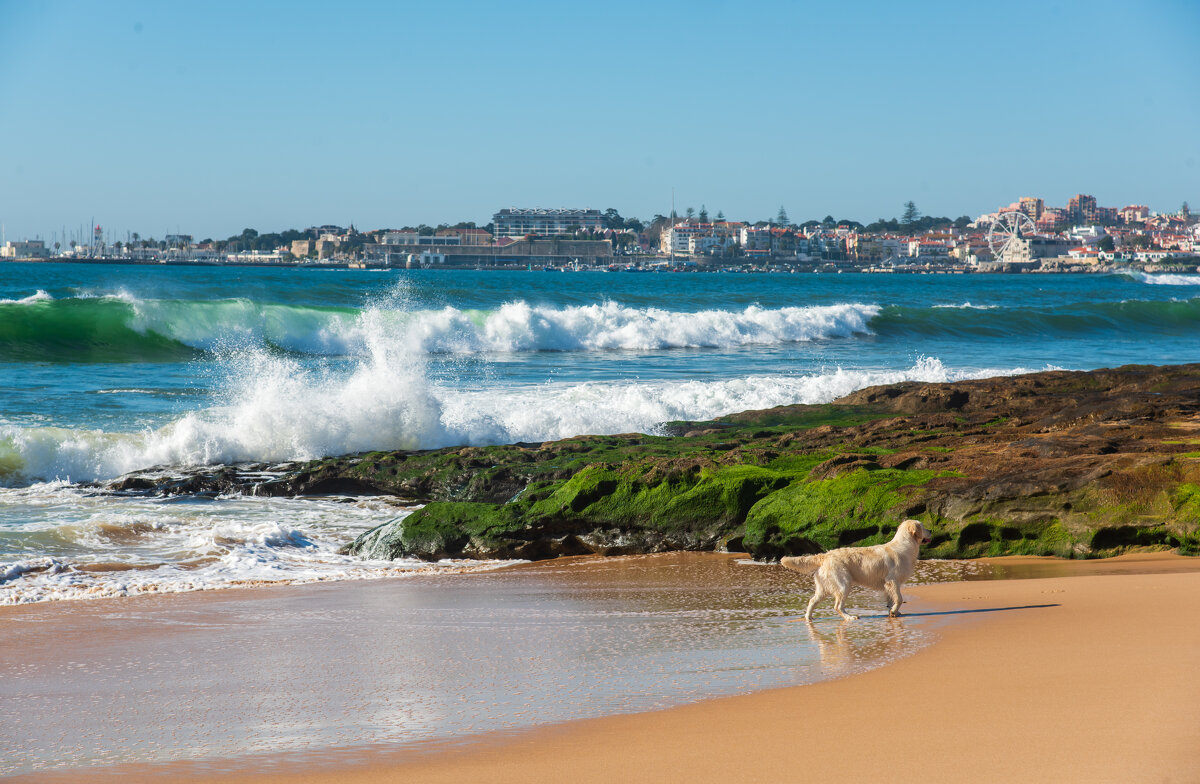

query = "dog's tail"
[{"left": 780, "top": 554, "right": 825, "bottom": 575}]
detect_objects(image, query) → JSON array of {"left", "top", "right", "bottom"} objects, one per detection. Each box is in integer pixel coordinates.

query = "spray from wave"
[
  {"left": 1130, "top": 271, "right": 1200, "bottom": 286},
  {"left": 0, "top": 289, "right": 54, "bottom": 305},
  {"left": 0, "top": 351, "right": 1036, "bottom": 485}
]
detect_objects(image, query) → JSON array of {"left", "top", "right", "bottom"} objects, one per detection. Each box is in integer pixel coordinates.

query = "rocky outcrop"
[{"left": 106, "top": 364, "right": 1200, "bottom": 562}]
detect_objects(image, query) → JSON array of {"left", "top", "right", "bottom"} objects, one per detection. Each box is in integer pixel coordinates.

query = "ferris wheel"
[{"left": 987, "top": 211, "right": 1036, "bottom": 260}]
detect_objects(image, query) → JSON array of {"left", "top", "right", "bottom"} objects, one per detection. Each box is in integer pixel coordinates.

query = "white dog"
[{"left": 781, "top": 519, "right": 932, "bottom": 621}]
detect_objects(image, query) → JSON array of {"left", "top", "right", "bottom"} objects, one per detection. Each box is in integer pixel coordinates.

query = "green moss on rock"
[{"left": 742, "top": 468, "right": 942, "bottom": 558}]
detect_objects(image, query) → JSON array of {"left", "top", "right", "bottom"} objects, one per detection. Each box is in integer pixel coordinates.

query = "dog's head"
[{"left": 900, "top": 519, "right": 932, "bottom": 546}]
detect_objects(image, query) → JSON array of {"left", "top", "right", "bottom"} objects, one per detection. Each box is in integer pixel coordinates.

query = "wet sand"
[
  {"left": 7, "top": 553, "right": 1200, "bottom": 782},
  {"left": 1, "top": 553, "right": 953, "bottom": 778}
]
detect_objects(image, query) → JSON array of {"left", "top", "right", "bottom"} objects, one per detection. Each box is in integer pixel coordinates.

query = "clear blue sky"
[{"left": 1, "top": 0, "right": 1197, "bottom": 242}]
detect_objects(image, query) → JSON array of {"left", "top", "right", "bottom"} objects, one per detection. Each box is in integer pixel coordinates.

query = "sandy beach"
[
  {"left": 226, "top": 557, "right": 1200, "bottom": 784},
  {"left": 7, "top": 552, "right": 1199, "bottom": 783}
]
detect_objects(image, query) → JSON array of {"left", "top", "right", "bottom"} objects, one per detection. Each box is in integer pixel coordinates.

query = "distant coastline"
[{"left": 3, "top": 256, "right": 1197, "bottom": 275}]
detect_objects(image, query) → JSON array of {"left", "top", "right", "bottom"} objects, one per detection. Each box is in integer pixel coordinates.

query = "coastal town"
[{"left": 3, "top": 193, "right": 1197, "bottom": 273}]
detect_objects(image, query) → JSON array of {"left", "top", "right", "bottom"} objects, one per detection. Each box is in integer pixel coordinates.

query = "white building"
[
  {"left": 688, "top": 234, "right": 733, "bottom": 255},
  {"left": 1, "top": 240, "right": 50, "bottom": 258},
  {"left": 907, "top": 240, "right": 950, "bottom": 258},
  {"left": 493, "top": 208, "right": 605, "bottom": 238},
  {"left": 740, "top": 226, "right": 774, "bottom": 251},
  {"left": 661, "top": 223, "right": 711, "bottom": 254}
]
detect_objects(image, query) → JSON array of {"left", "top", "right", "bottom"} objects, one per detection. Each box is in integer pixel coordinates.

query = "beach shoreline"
[{"left": 7, "top": 552, "right": 1200, "bottom": 783}]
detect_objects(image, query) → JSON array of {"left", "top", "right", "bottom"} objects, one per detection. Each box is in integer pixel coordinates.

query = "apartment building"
[
  {"left": 661, "top": 222, "right": 711, "bottom": 254},
  {"left": 1120, "top": 205, "right": 1150, "bottom": 224},
  {"left": 492, "top": 208, "right": 605, "bottom": 238}
]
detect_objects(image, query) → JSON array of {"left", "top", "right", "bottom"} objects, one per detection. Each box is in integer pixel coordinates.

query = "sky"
[{"left": 1, "top": 0, "right": 1198, "bottom": 243}]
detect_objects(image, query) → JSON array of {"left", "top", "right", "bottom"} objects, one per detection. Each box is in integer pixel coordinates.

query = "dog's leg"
[
  {"left": 804, "top": 581, "right": 826, "bottom": 622},
  {"left": 832, "top": 588, "right": 858, "bottom": 621},
  {"left": 885, "top": 581, "right": 903, "bottom": 617}
]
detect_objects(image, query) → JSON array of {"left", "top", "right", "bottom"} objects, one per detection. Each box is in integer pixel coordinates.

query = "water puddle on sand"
[{"left": 0, "top": 553, "right": 971, "bottom": 777}]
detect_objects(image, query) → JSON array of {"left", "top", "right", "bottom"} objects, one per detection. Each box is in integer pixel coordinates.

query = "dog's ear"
[{"left": 903, "top": 519, "right": 921, "bottom": 538}]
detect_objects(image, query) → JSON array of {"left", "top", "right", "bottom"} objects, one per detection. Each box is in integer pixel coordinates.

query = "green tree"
[
  {"left": 698, "top": 204, "right": 709, "bottom": 223},
  {"left": 715, "top": 210, "right": 725, "bottom": 222},
  {"left": 1098, "top": 236, "right": 1115, "bottom": 252},
  {"left": 685, "top": 207, "right": 695, "bottom": 220},
  {"left": 237, "top": 228, "right": 259, "bottom": 251},
  {"left": 777, "top": 205, "right": 789, "bottom": 226},
  {"left": 901, "top": 201, "right": 920, "bottom": 227}
]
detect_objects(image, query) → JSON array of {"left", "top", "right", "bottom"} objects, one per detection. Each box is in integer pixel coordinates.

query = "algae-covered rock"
[{"left": 742, "top": 468, "right": 946, "bottom": 558}]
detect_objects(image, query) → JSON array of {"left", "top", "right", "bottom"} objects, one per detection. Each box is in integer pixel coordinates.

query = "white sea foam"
[
  {"left": 438, "top": 356, "right": 1008, "bottom": 445},
  {"left": 1133, "top": 271, "right": 1200, "bottom": 286},
  {"left": 0, "top": 487, "right": 515, "bottom": 604},
  {"left": 932, "top": 302, "right": 1000, "bottom": 309}
]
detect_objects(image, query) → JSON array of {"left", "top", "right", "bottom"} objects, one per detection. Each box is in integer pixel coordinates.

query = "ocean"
[{"left": 2, "top": 262, "right": 1199, "bottom": 604}]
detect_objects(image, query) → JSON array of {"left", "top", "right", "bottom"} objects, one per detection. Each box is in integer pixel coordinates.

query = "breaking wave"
[
  {"left": 0, "top": 349, "right": 1030, "bottom": 485},
  {"left": 0, "top": 292, "right": 878, "bottom": 362},
  {"left": 5, "top": 289, "right": 1199, "bottom": 363}
]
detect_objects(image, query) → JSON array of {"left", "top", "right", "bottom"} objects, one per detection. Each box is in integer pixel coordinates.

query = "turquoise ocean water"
[{"left": 2, "top": 262, "right": 1198, "bottom": 602}]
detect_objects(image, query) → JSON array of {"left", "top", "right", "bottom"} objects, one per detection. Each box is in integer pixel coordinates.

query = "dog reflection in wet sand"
[
  {"left": 802, "top": 616, "right": 913, "bottom": 671},
  {"left": 781, "top": 519, "right": 932, "bottom": 621}
]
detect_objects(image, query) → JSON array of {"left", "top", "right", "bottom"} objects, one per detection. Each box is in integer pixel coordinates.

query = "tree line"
[{"left": 120, "top": 201, "right": 975, "bottom": 253}]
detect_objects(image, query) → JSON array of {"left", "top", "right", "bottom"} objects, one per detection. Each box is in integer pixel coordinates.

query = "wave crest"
[
  {"left": 0, "top": 293, "right": 881, "bottom": 361},
  {"left": 1131, "top": 271, "right": 1200, "bottom": 286}
]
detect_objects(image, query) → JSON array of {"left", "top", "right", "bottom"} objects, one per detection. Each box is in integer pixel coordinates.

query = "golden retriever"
[{"left": 780, "top": 519, "right": 932, "bottom": 621}]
